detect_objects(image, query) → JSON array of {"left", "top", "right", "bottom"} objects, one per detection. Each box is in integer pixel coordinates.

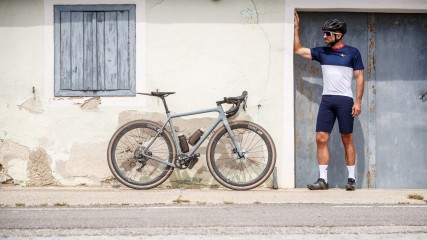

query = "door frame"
[{"left": 281, "top": 0, "right": 427, "bottom": 188}]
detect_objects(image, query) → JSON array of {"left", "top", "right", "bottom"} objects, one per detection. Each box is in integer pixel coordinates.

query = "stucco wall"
[{"left": 0, "top": 0, "right": 286, "bottom": 188}]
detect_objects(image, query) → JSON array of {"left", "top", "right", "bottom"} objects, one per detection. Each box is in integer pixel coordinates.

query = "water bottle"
[
  {"left": 178, "top": 133, "right": 189, "bottom": 153},
  {"left": 188, "top": 128, "right": 205, "bottom": 146}
]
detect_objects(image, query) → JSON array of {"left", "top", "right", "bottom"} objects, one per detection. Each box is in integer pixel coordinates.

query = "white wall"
[{"left": 1, "top": 0, "right": 287, "bottom": 187}]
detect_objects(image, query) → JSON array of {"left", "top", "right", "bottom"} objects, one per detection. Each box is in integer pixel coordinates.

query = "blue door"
[{"left": 294, "top": 12, "right": 427, "bottom": 188}]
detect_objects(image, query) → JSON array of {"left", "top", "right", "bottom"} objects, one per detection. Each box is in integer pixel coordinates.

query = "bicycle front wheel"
[
  {"left": 207, "top": 121, "right": 276, "bottom": 190},
  {"left": 107, "top": 120, "right": 176, "bottom": 190}
]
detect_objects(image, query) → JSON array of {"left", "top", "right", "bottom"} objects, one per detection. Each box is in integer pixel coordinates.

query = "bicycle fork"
[{"left": 222, "top": 119, "right": 245, "bottom": 159}]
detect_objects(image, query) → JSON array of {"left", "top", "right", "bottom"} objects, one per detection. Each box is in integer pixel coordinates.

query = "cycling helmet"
[{"left": 322, "top": 19, "right": 347, "bottom": 34}]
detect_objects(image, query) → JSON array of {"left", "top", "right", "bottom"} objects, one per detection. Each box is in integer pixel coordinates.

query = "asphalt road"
[{"left": 1, "top": 204, "right": 426, "bottom": 238}]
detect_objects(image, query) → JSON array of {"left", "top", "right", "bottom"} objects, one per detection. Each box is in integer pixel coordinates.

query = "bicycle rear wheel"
[
  {"left": 206, "top": 121, "right": 276, "bottom": 190},
  {"left": 107, "top": 120, "right": 176, "bottom": 189}
]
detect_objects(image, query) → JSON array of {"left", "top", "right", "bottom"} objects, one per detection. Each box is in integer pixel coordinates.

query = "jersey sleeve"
[
  {"left": 352, "top": 48, "right": 364, "bottom": 70},
  {"left": 310, "top": 47, "right": 321, "bottom": 62}
]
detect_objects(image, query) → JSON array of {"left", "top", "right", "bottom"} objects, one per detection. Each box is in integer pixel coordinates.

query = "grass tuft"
[
  {"left": 223, "top": 201, "right": 234, "bottom": 205},
  {"left": 173, "top": 198, "right": 190, "bottom": 204},
  {"left": 408, "top": 194, "right": 424, "bottom": 201},
  {"left": 53, "top": 202, "right": 69, "bottom": 207},
  {"left": 15, "top": 203, "right": 25, "bottom": 207}
]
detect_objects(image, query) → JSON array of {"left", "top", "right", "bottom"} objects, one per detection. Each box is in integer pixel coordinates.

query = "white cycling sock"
[
  {"left": 347, "top": 165, "right": 355, "bottom": 180},
  {"left": 319, "top": 165, "right": 328, "bottom": 183}
]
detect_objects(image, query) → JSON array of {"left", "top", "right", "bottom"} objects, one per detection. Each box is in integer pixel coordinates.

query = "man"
[{"left": 293, "top": 11, "right": 365, "bottom": 191}]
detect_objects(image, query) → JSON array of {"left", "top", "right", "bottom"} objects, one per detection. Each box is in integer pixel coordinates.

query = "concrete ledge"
[{"left": 1, "top": 186, "right": 426, "bottom": 206}]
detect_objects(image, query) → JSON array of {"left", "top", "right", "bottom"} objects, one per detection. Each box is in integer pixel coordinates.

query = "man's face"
[{"left": 323, "top": 31, "right": 342, "bottom": 46}]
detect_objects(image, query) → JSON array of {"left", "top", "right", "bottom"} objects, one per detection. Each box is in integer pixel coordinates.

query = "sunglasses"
[{"left": 323, "top": 31, "right": 341, "bottom": 37}]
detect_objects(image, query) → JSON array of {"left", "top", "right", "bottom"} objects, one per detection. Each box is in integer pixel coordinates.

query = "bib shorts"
[{"left": 316, "top": 95, "right": 354, "bottom": 134}]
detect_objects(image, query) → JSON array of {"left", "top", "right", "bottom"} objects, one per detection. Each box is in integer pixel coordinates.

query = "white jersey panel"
[{"left": 321, "top": 65, "right": 354, "bottom": 98}]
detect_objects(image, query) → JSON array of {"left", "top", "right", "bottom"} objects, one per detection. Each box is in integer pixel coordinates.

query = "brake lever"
[{"left": 242, "top": 95, "right": 248, "bottom": 111}]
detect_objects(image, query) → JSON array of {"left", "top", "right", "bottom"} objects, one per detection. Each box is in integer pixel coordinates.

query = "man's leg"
[
  {"left": 309, "top": 95, "right": 335, "bottom": 190},
  {"left": 317, "top": 131, "right": 330, "bottom": 182},
  {"left": 341, "top": 133, "right": 355, "bottom": 166},
  {"left": 341, "top": 133, "right": 356, "bottom": 190},
  {"left": 336, "top": 95, "right": 357, "bottom": 190},
  {"left": 307, "top": 131, "right": 330, "bottom": 190},
  {"left": 317, "top": 132, "right": 331, "bottom": 165}
]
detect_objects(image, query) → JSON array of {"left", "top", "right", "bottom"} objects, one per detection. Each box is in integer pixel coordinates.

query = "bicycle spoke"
[
  {"left": 209, "top": 124, "right": 274, "bottom": 187},
  {"left": 110, "top": 123, "right": 174, "bottom": 187}
]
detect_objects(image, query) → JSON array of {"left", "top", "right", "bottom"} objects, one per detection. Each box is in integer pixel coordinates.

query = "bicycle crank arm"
[{"left": 141, "top": 153, "right": 176, "bottom": 168}]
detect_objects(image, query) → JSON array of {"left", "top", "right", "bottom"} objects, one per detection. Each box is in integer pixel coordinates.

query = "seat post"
[{"left": 160, "top": 97, "right": 170, "bottom": 114}]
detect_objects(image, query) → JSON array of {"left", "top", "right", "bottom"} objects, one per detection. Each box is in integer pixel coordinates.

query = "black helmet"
[{"left": 322, "top": 19, "right": 347, "bottom": 34}]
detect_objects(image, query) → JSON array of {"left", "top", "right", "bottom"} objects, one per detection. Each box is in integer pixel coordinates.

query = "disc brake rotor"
[{"left": 233, "top": 149, "right": 248, "bottom": 164}]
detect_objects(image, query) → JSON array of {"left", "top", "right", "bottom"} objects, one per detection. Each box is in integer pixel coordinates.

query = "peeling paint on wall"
[
  {"left": 79, "top": 97, "right": 101, "bottom": 110},
  {"left": 18, "top": 96, "right": 44, "bottom": 114},
  {"left": 0, "top": 139, "right": 30, "bottom": 185},
  {"left": 27, "top": 148, "right": 55, "bottom": 186},
  {"left": 18, "top": 87, "right": 44, "bottom": 114},
  {"left": 0, "top": 163, "right": 12, "bottom": 184}
]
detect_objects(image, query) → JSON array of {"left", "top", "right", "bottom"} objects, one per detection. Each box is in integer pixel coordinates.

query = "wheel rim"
[
  {"left": 211, "top": 126, "right": 272, "bottom": 187},
  {"left": 111, "top": 125, "right": 173, "bottom": 186}
]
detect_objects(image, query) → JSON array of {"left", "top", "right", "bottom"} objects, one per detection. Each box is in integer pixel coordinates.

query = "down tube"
[{"left": 187, "top": 115, "right": 223, "bottom": 156}]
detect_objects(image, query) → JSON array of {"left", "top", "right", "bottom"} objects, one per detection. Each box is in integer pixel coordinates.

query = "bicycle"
[{"left": 107, "top": 91, "right": 276, "bottom": 190}]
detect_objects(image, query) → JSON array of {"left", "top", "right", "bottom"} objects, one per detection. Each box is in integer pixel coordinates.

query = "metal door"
[
  {"left": 294, "top": 12, "right": 427, "bottom": 188},
  {"left": 375, "top": 13, "right": 427, "bottom": 188},
  {"left": 294, "top": 12, "right": 369, "bottom": 188}
]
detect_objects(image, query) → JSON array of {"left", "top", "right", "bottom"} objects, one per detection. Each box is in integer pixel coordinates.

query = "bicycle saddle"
[
  {"left": 151, "top": 91, "right": 175, "bottom": 97},
  {"left": 137, "top": 92, "right": 176, "bottom": 97}
]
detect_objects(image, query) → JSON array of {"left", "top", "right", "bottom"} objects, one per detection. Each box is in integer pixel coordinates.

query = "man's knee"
[
  {"left": 341, "top": 133, "right": 354, "bottom": 145},
  {"left": 316, "top": 132, "right": 329, "bottom": 144}
]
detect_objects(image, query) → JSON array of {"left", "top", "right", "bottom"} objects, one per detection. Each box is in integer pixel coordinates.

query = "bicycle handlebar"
[{"left": 216, "top": 91, "right": 248, "bottom": 118}]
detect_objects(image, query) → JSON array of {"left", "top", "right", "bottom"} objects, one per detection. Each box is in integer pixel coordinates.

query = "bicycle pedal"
[{"left": 188, "top": 157, "right": 199, "bottom": 170}]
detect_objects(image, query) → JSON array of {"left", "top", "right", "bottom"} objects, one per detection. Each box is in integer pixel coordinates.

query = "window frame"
[{"left": 53, "top": 4, "right": 136, "bottom": 97}]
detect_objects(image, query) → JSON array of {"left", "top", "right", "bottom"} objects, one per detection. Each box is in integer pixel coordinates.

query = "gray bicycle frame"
[{"left": 141, "top": 105, "right": 243, "bottom": 168}]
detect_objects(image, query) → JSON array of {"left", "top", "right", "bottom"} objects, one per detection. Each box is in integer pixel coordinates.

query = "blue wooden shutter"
[{"left": 54, "top": 5, "right": 136, "bottom": 96}]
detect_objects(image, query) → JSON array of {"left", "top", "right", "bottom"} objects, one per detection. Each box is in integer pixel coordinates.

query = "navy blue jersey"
[{"left": 311, "top": 45, "right": 364, "bottom": 98}]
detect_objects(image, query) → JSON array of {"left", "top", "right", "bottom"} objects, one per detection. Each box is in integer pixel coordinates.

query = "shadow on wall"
[
  {"left": 328, "top": 118, "right": 366, "bottom": 188},
  {"left": 295, "top": 74, "right": 366, "bottom": 189},
  {"left": 0, "top": 0, "right": 44, "bottom": 27}
]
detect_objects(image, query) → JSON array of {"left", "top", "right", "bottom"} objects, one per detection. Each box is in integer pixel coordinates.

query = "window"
[{"left": 54, "top": 5, "right": 136, "bottom": 97}]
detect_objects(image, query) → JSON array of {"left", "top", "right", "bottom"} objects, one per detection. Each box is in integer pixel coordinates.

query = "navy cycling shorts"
[{"left": 316, "top": 95, "right": 354, "bottom": 134}]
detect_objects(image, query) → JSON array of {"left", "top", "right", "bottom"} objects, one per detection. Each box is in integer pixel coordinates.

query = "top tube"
[{"left": 170, "top": 106, "right": 224, "bottom": 119}]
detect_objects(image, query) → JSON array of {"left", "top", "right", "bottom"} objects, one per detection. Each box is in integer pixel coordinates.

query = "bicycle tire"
[
  {"left": 107, "top": 120, "right": 176, "bottom": 190},
  {"left": 206, "top": 121, "right": 276, "bottom": 190}
]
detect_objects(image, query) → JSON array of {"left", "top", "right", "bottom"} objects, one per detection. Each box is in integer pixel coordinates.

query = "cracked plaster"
[
  {"left": 79, "top": 97, "right": 101, "bottom": 110},
  {"left": 18, "top": 87, "right": 44, "bottom": 114}
]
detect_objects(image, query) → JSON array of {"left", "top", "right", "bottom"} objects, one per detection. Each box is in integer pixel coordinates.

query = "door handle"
[{"left": 420, "top": 91, "right": 427, "bottom": 102}]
